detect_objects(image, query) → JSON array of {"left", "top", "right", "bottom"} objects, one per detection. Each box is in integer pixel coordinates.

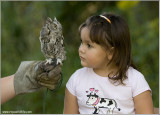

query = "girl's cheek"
[{"left": 86, "top": 53, "right": 94, "bottom": 61}]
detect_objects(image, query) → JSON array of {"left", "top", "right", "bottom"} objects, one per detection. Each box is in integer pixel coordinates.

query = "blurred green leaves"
[
  {"left": 1, "top": 1, "right": 159, "bottom": 113},
  {"left": 117, "top": 1, "right": 139, "bottom": 10}
]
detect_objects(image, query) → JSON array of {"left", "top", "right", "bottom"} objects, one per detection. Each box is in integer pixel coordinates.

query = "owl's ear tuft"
[
  {"left": 47, "top": 17, "right": 52, "bottom": 23},
  {"left": 54, "top": 17, "right": 57, "bottom": 21}
]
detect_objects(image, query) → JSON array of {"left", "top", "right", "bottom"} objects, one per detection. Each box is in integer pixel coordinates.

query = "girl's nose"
[{"left": 79, "top": 44, "right": 85, "bottom": 54}]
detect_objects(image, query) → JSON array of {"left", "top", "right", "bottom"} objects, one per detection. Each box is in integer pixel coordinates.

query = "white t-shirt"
[{"left": 66, "top": 67, "right": 151, "bottom": 114}]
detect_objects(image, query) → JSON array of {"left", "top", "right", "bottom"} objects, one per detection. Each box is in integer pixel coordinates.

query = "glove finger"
[
  {"left": 34, "top": 61, "right": 46, "bottom": 75},
  {"left": 38, "top": 81, "right": 57, "bottom": 90},
  {"left": 38, "top": 75, "right": 61, "bottom": 84},
  {"left": 37, "top": 72, "right": 48, "bottom": 81},
  {"left": 38, "top": 80, "right": 59, "bottom": 85},
  {"left": 50, "top": 74, "right": 61, "bottom": 81},
  {"left": 48, "top": 65, "right": 61, "bottom": 78},
  {"left": 43, "top": 63, "right": 55, "bottom": 72}
]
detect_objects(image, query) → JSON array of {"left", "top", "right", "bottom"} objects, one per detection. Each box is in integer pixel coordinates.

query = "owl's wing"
[{"left": 54, "top": 36, "right": 66, "bottom": 63}]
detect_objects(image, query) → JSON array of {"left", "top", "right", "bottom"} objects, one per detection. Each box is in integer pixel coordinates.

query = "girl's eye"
[
  {"left": 79, "top": 39, "right": 82, "bottom": 44},
  {"left": 87, "top": 43, "right": 92, "bottom": 48}
]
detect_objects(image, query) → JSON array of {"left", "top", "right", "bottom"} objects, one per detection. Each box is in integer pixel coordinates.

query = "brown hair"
[{"left": 79, "top": 12, "right": 137, "bottom": 85}]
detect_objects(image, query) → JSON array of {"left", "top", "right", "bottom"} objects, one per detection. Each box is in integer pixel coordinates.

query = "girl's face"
[{"left": 79, "top": 27, "right": 111, "bottom": 70}]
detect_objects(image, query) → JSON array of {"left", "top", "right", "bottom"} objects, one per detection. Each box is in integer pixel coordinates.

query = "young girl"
[{"left": 64, "top": 12, "right": 154, "bottom": 114}]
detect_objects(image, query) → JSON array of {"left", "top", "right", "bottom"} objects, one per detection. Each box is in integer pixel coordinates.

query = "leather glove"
[{"left": 14, "top": 61, "right": 61, "bottom": 95}]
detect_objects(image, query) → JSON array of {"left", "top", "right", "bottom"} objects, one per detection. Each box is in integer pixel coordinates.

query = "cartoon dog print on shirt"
[{"left": 86, "top": 88, "right": 121, "bottom": 114}]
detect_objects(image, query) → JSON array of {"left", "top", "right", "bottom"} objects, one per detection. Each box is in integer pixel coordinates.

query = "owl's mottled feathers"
[{"left": 39, "top": 17, "right": 66, "bottom": 65}]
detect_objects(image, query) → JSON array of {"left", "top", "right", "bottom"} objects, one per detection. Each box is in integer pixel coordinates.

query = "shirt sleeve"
[
  {"left": 66, "top": 71, "right": 78, "bottom": 96},
  {"left": 131, "top": 70, "right": 151, "bottom": 97}
]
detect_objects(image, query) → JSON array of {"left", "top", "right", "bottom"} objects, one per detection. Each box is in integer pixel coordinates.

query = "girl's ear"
[{"left": 107, "top": 47, "right": 114, "bottom": 60}]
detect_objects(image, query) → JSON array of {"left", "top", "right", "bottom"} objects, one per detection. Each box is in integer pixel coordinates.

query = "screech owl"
[{"left": 39, "top": 17, "right": 66, "bottom": 65}]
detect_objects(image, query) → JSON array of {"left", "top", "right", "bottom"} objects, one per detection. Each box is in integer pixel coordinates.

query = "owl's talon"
[
  {"left": 45, "top": 58, "right": 53, "bottom": 65},
  {"left": 57, "top": 59, "right": 62, "bottom": 65},
  {"left": 45, "top": 61, "right": 49, "bottom": 65}
]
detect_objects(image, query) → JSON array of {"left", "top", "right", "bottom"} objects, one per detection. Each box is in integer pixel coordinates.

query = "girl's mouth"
[{"left": 80, "top": 56, "right": 85, "bottom": 60}]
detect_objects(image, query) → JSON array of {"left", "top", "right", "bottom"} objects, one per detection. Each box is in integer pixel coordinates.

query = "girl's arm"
[
  {"left": 63, "top": 88, "right": 79, "bottom": 114},
  {"left": 133, "top": 90, "right": 154, "bottom": 114},
  {"left": 1, "top": 75, "right": 16, "bottom": 104}
]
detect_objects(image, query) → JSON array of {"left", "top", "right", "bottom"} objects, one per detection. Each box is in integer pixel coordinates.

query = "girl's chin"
[
  {"left": 81, "top": 61, "right": 92, "bottom": 68},
  {"left": 81, "top": 61, "right": 87, "bottom": 67}
]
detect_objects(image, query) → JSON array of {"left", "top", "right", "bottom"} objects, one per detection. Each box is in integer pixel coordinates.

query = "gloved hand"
[
  {"left": 35, "top": 61, "right": 61, "bottom": 90},
  {"left": 14, "top": 61, "right": 61, "bottom": 95}
]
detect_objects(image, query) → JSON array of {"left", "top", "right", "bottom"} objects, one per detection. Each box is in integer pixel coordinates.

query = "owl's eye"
[{"left": 54, "top": 25, "right": 57, "bottom": 29}]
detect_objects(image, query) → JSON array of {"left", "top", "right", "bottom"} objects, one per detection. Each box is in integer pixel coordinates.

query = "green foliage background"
[{"left": 1, "top": 1, "right": 159, "bottom": 114}]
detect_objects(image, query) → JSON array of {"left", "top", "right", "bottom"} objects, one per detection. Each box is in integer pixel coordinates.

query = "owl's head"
[{"left": 46, "top": 17, "right": 62, "bottom": 34}]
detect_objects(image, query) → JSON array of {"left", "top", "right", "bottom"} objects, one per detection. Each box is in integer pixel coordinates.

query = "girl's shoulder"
[
  {"left": 66, "top": 67, "right": 91, "bottom": 91},
  {"left": 73, "top": 67, "right": 91, "bottom": 76},
  {"left": 127, "top": 67, "right": 144, "bottom": 80},
  {"left": 126, "top": 67, "right": 151, "bottom": 97},
  {"left": 126, "top": 66, "right": 148, "bottom": 88},
  {"left": 69, "top": 67, "right": 91, "bottom": 80}
]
